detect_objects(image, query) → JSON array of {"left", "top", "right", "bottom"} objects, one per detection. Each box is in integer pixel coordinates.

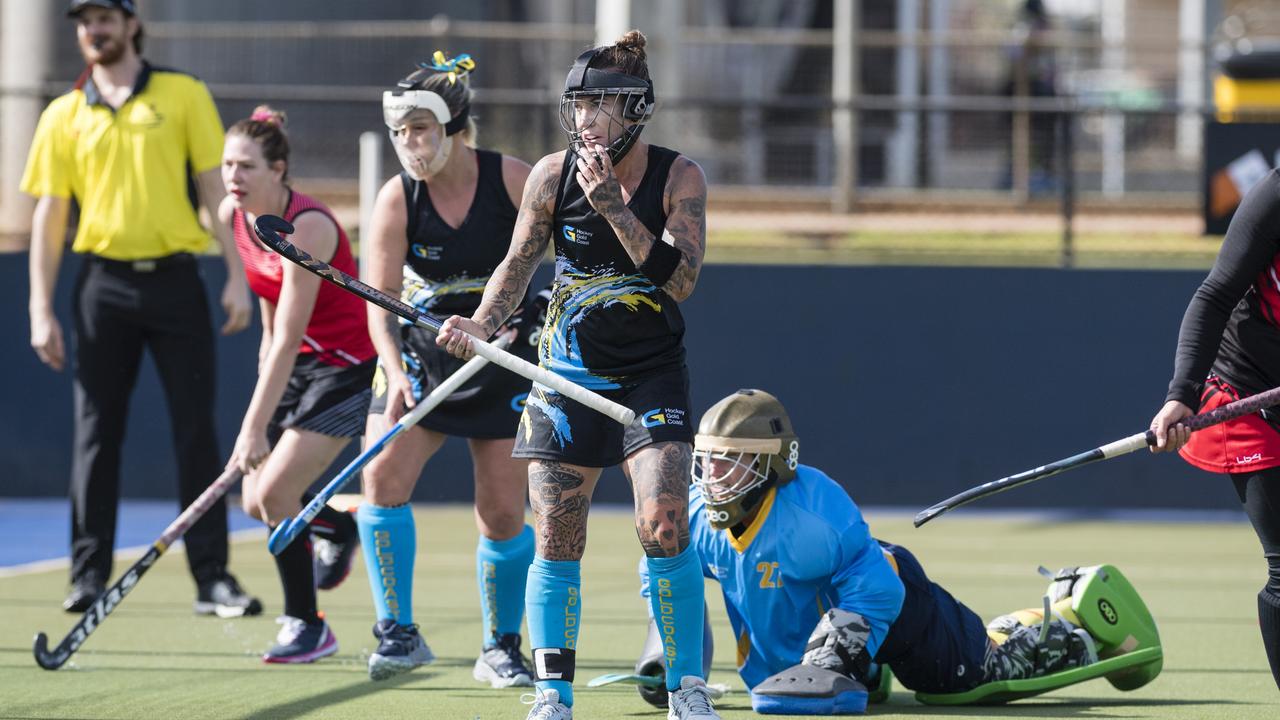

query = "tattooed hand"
[{"left": 574, "top": 143, "right": 626, "bottom": 220}]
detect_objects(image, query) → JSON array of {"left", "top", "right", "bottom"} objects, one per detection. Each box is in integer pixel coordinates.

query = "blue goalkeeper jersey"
[{"left": 689, "top": 465, "right": 905, "bottom": 689}]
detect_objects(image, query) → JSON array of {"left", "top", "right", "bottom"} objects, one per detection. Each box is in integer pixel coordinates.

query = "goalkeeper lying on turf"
[{"left": 632, "top": 389, "right": 1162, "bottom": 715}]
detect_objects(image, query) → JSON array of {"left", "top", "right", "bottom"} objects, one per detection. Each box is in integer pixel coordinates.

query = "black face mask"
[{"left": 558, "top": 48, "right": 654, "bottom": 164}]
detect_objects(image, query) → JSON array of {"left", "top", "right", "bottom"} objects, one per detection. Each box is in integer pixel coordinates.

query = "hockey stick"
[
  {"left": 587, "top": 672, "right": 664, "bottom": 688},
  {"left": 253, "top": 215, "right": 633, "bottom": 426},
  {"left": 33, "top": 467, "right": 243, "bottom": 670},
  {"left": 267, "top": 334, "right": 511, "bottom": 555},
  {"left": 913, "top": 384, "right": 1280, "bottom": 527}
]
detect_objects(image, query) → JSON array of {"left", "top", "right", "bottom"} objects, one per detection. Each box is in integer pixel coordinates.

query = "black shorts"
[
  {"left": 267, "top": 355, "right": 376, "bottom": 445},
  {"left": 367, "top": 324, "right": 539, "bottom": 439},
  {"left": 512, "top": 365, "right": 693, "bottom": 468},
  {"left": 874, "top": 542, "right": 991, "bottom": 694}
]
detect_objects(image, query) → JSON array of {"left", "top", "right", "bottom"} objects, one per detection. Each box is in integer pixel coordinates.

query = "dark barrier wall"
[{"left": 0, "top": 253, "right": 1232, "bottom": 510}]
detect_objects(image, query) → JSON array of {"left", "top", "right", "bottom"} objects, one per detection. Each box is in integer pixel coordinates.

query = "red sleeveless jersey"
[{"left": 232, "top": 190, "right": 375, "bottom": 367}]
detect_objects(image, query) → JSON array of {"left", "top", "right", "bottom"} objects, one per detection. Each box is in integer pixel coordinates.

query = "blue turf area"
[{"left": 0, "top": 498, "right": 262, "bottom": 569}]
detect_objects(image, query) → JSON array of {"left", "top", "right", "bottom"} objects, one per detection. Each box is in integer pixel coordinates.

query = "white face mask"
[
  {"left": 387, "top": 111, "right": 453, "bottom": 181},
  {"left": 383, "top": 91, "right": 455, "bottom": 181}
]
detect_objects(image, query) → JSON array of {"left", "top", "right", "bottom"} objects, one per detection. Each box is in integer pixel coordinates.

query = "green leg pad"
[
  {"left": 1065, "top": 564, "right": 1162, "bottom": 691},
  {"left": 914, "top": 646, "right": 1163, "bottom": 706}
]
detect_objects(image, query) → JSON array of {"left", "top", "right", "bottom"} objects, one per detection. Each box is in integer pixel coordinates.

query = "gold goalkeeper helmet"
[{"left": 692, "top": 389, "right": 800, "bottom": 530}]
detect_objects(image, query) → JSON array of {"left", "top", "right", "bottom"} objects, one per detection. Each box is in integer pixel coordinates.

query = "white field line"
[{"left": 0, "top": 527, "right": 267, "bottom": 579}]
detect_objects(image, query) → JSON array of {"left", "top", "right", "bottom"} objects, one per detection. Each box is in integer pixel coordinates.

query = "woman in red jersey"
[
  {"left": 1149, "top": 169, "right": 1280, "bottom": 691},
  {"left": 221, "top": 106, "right": 375, "bottom": 663}
]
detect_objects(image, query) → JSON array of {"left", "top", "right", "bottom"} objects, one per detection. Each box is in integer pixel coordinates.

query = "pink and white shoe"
[{"left": 262, "top": 616, "right": 338, "bottom": 664}]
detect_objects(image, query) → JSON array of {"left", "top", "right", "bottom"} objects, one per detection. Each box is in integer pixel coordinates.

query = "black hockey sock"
[
  {"left": 301, "top": 494, "right": 356, "bottom": 542},
  {"left": 272, "top": 527, "right": 320, "bottom": 625},
  {"left": 1259, "top": 590, "right": 1280, "bottom": 692}
]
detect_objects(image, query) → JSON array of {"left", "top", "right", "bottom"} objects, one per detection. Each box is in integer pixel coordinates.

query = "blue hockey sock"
[
  {"left": 356, "top": 502, "right": 415, "bottom": 625},
  {"left": 526, "top": 556, "right": 581, "bottom": 706},
  {"left": 477, "top": 524, "right": 535, "bottom": 646},
  {"left": 646, "top": 545, "right": 706, "bottom": 691}
]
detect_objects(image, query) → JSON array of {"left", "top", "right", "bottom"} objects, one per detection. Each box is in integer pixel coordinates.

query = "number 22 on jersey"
[{"left": 757, "top": 561, "right": 783, "bottom": 589}]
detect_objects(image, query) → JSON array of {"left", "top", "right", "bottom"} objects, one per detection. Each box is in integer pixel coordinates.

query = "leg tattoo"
[
  {"left": 529, "top": 462, "right": 591, "bottom": 561},
  {"left": 629, "top": 442, "right": 693, "bottom": 558}
]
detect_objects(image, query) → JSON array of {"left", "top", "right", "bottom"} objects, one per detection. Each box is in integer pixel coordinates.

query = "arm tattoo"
[
  {"left": 473, "top": 158, "right": 559, "bottom": 335},
  {"left": 529, "top": 461, "right": 592, "bottom": 561},
  {"left": 662, "top": 193, "right": 707, "bottom": 302},
  {"left": 628, "top": 442, "right": 693, "bottom": 558},
  {"left": 604, "top": 157, "right": 707, "bottom": 302}
]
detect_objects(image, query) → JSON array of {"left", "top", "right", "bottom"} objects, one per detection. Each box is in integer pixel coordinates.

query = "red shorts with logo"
[{"left": 1180, "top": 376, "right": 1280, "bottom": 474}]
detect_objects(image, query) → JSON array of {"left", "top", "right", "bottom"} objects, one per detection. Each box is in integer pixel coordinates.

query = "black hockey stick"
[
  {"left": 914, "top": 385, "right": 1280, "bottom": 527},
  {"left": 33, "top": 467, "right": 242, "bottom": 670},
  {"left": 252, "top": 214, "right": 634, "bottom": 425}
]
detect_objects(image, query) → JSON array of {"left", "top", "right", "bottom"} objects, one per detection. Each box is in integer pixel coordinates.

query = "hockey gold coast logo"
[
  {"left": 641, "top": 407, "right": 686, "bottom": 428},
  {"left": 562, "top": 224, "right": 591, "bottom": 245}
]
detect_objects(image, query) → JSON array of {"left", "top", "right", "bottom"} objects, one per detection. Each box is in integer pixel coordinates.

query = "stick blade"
[
  {"left": 252, "top": 215, "right": 295, "bottom": 251},
  {"left": 913, "top": 505, "right": 946, "bottom": 528},
  {"left": 266, "top": 520, "right": 296, "bottom": 556},
  {"left": 33, "top": 632, "right": 67, "bottom": 671}
]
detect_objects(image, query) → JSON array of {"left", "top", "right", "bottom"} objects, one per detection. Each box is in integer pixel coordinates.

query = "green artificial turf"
[{"left": 2, "top": 506, "right": 1277, "bottom": 719}]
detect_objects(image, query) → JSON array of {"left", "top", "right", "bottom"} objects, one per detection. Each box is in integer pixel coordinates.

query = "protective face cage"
[
  {"left": 558, "top": 47, "right": 655, "bottom": 164},
  {"left": 692, "top": 439, "right": 798, "bottom": 530}
]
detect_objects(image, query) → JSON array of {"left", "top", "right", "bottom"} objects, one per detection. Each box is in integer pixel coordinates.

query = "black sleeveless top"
[
  {"left": 542, "top": 144, "right": 685, "bottom": 389},
  {"left": 399, "top": 148, "right": 518, "bottom": 318}
]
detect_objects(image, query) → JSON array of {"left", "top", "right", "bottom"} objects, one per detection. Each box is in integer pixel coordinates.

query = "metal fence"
[{"left": 2, "top": 1, "right": 1225, "bottom": 212}]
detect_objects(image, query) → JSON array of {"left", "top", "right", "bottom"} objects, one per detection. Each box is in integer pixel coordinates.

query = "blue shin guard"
[
  {"left": 526, "top": 556, "right": 580, "bottom": 706},
  {"left": 356, "top": 503, "right": 415, "bottom": 625},
  {"left": 477, "top": 524, "right": 535, "bottom": 645},
  {"left": 645, "top": 545, "right": 706, "bottom": 692}
]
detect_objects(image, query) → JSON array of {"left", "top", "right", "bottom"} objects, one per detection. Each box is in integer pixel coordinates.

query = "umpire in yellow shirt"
[{"left": 23, "top": 0, "right": 261, "bottom": 617}]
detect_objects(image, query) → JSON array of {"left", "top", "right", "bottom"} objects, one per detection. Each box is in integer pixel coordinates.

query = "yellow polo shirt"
[{"left": 20, "top": 63, "right": 224, "bottom": 260}]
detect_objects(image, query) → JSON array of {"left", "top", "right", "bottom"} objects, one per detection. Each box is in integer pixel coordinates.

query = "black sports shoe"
[
  {"left": 368, "top": 619, "right": 435, "bottom": 681},
  {"left": 63, "top": 572, "right": 105, "bottom": 613},
  {"left": 312, "top": 511, "right": 358, "bottom": 591},
  {"left": 473, "top": 632, "right": 534, "bottom": 688},
  {"left": 194, "top": 573, "right": 263, "bottom": 618}
]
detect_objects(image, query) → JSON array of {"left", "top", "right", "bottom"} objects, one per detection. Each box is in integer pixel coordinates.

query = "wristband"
[{"left": 637, "top": 237, "right": 682, "bottom": 287}]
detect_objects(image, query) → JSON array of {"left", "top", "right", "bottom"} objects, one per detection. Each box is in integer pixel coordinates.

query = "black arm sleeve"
[{"left": 1167, "top": 171, "right": 1280, "bottom": 407}]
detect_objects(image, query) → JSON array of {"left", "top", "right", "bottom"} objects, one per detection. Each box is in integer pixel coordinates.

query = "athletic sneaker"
[
  {"left": 312, "top": 531, "right": 358, "bottom": 591},
  {"left": 473, "top": 633, "right": 534, "bottom": 688},
  {"left": 263, "top": 616, "right": 338, "bottom": 664},
  {"left": 668, "top": 676, "right": 721, "bottom": 720},
  {"left": 521, "top": 688, "right": 572, "bottom": 719},
  {"left": 368, "top": 619, "right": 435, "bottom": 681},
  {"left": 194, "top": 573, "right": 263, "bottom": 618}
]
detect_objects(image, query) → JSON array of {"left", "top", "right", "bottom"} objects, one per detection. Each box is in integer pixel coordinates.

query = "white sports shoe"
[
  {"left": 668, "top": 676, "right": 721, "bottom": 720},
  {"left": 521, "top": 688, "right": 573, "bottom": 719}
]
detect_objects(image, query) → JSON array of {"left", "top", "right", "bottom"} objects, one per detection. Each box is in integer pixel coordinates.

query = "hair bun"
[
  {"left": 616, "top": 30, "right": 647, "bottom": 58},
  {"left": 250, "top": 104, "right": 287, "bottom": 127}
]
